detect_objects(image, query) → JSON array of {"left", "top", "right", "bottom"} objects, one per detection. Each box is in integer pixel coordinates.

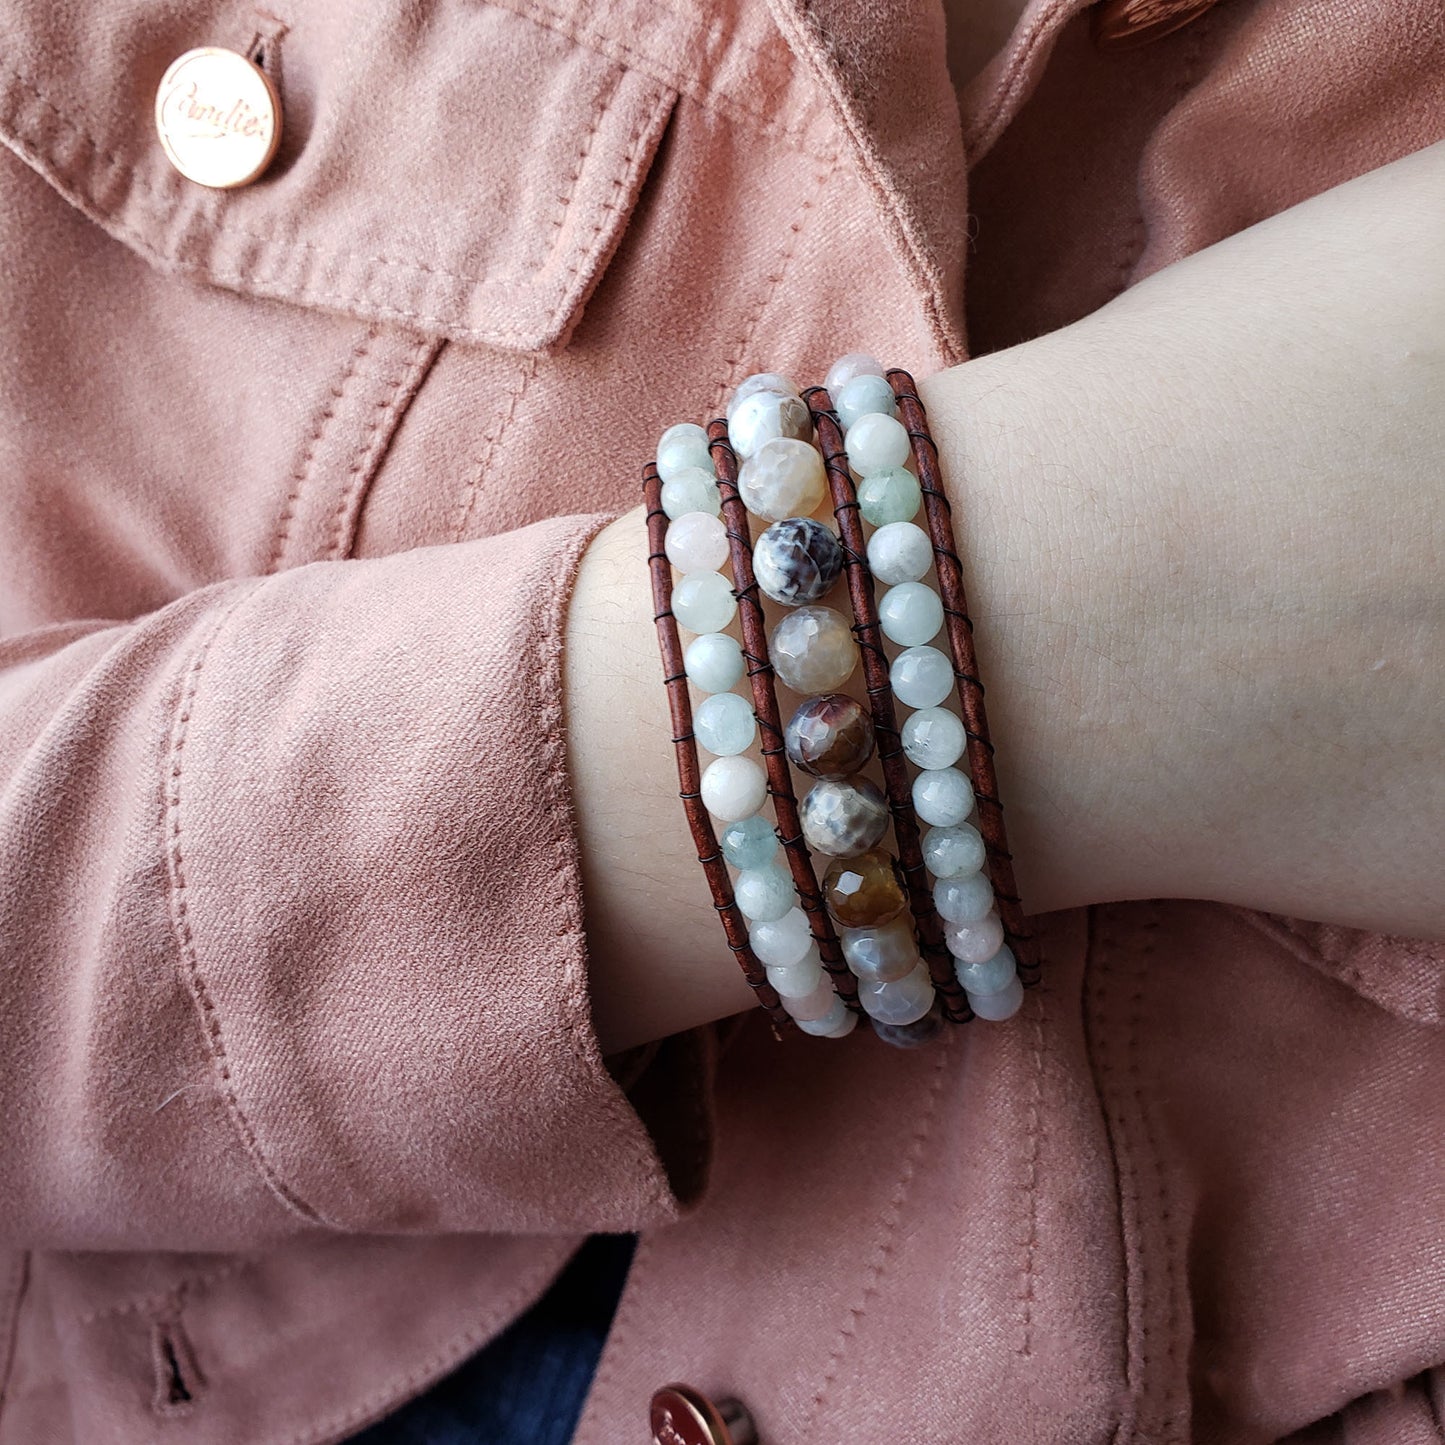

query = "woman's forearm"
[{"left": 567, "top": 139, "right": 1445, "bottom": 1054}]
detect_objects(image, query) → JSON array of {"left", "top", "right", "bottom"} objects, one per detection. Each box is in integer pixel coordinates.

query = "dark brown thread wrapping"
[
  {"left": 802, "top": 389, "right": 973, "bottom": 1024},
  {"left": 644, "top": 464, "right": 792, "bottom": 1028},
  {"left": 888, "top": 370, "right": 1041, "bottom": 988},
  {"left": 707, "top": 422, "right": 859, "bottom": 1012}
]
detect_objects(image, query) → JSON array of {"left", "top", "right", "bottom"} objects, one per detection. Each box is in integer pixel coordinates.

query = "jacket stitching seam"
[
  {"left": 77, "top": 1259, "right": 259, "bottom": 1326},
  {"left": 165, "top": 582, "right": 332, "bottom": 1227},
  {"left": 451, "top": 356, "right": 539, "bottom": 544},
  {"left": 1016, "top": 975, "right": 1048, "bottom": 1356},
  {"left": 0, "top": 1252, "right": 29, "bottom": 1420},
  {"left": 325, "top": 333, "right": 439, "bottom": 562},
  {"left": 802, "top": 1031, "right": 956, "bottom": 1437},
  {"left": 265, "top": 326, "right": 378, "bottom": 575}
]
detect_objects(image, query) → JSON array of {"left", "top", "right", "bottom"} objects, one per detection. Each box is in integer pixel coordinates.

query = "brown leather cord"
[
  {"left": 802, "top": 389, "right": 974, "bottom": 1024},
  {"left": 644, "top": 463, "right": 793, "bottom": 1028},
  {"left": 888, "top": 371, "right": 1040, "bottom": 988},
  {"left": 707, "top": 422, "right": 859, "bottom": 1011}
]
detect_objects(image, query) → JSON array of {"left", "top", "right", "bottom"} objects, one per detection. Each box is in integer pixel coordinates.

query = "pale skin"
[{"left": 567, "top": 136, "right": 1445, "bottom": 1056}]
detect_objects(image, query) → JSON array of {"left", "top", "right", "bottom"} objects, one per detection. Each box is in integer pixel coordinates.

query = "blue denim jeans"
[{"left": 345, "top": 1234, "right": 635, "bottom": 1445}]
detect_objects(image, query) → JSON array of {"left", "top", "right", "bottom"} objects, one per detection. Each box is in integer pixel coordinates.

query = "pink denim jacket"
[{"left": 0, "top": 0, "right": 1442, "bottom": 1440}]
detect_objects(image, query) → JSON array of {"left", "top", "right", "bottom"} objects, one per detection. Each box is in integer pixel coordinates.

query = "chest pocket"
[{"left": 0, "top": 0, "right": 677, "bottom": 351}]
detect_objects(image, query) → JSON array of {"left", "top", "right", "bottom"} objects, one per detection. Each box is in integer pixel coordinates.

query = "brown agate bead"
[
  {"left": 822, "top": 848, "right": 908, "bottom": 929},
  {"left": 783, "top": 694, "right": 875, "bottom": 780}
]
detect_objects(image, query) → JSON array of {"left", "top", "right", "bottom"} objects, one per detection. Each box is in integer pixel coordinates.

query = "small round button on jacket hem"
[{"left": 650, "top": 1384, "right": 758, "bottom": 1445}]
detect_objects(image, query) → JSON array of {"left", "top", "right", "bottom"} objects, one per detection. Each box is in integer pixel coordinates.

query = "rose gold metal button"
[
  {"left": 154, "top": 47, "right": 281, "bottom": 189},
  {"left": 1091, "top": 0, "right": 1220, "bottom": 48},
  {"left": 650, "top": 1384, "right": 757, "bottom": 1445}
]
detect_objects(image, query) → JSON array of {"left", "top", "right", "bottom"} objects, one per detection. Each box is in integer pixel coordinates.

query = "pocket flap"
[{"left": 0, "top": 0, "right": 676, "bottom": 350}]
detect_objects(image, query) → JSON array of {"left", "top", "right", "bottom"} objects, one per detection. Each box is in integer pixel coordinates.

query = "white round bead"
[
  {"left": 749, "top": 907, "right": 814, "bottom": 968},
  {"left": 935, "top": 870, "right": 994, "bottom": 924},
  {"left": 766, "top": 949, "right": 825, "bottom": 999},
  {"left": 890, "top": 645, "right": 953, "bottom": 709},
  {"left": 734, "top": 864, "right": 795, "bottom": 922},
  {"left": 665, "top": 511, "right": 729, "bottom": 574},
  {"left": 660, "top": 466, "right": 722, "bottom": 521},
  {"left": 684, "top": 632, "right": 745, "bottom": 694},
  {"left": 901, "top": 706, "right": 965, "bottom": 769},
  {"left": 946, "top": 910, "right": 1006, "bottom": 964},
  {"left": 781, "top": 975, "right": 839, "bottom": 1022},
  {"left": 727, "top": 372, "right": 800, "bottom": 423},
  {"left": 835, "top": 373, "right": 897, "bottom": 430},
  {"left": 954, "top": 942, "right": 1017, "bottom": 996},
  {"left": 922, "top": 822, "right": 986, "bottom": 878},
  {"left": 794, "top": 996, "right": 857, "bottom": 1037},
  {"left": 730, "top": 390, "right": 812, "bottom": 459},
  {"left": 693, "top": 691, "right": 757, "bottom": 756},
  {"left": 826, "top": 352, "right": 885, "bottom": 395},
  {"left": 868, "top": 522, "right": 933, "bottom": 585},
  {"left": 770, "top": 606, "right": 857, "bottom": 692},
  {"left": 878, "top": 582, "right": 943, "bottom": 647},
  {"left": 657, "top": 423, "right": 713, "bottom": 481},
  {"left": 839, "top": 918, "right": 919, "bottom": 984},
  {"left": 845, "top": 412, "right": 911, "bottom": 476},
  {"left": 700, "top": 755, "right": 767, "bottom": 822},
  {"left": 857, "top": 960, "right": 935, "bottom": 1026},
  {"left": 968, "top": 975, "right": 1024, "bottom": 1021},
  {"left": 738, "top": 437, "right": 828, "bottom": 521},
  {"left": 672, "top": 571, "right": 736, "bottom": 634},
  {"left": 912, "top": 767, "right": 975, "bottom": 828}
]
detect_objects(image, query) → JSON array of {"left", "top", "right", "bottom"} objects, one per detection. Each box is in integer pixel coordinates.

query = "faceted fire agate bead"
[
  {"left": 770, "top": 606, "right": 858, "bottom": 693},
  {"left": 945, "top": 910, "right": 1006, "bottom": 964},
  {"left": 845, "top": 412, "right": 912, "bottom": 475},
  {"left": 738, "top": 437, "right": 827, "bottom": 522},
  {"left": 749, "top": 906, "right": 814, "bottom": 968},
  {"left": 912, "top": 767, "right": 975, "bottom": 828},
  {"left": 921, "top": 822, "right": 986, "bottom": 878},
  {"left": 783, "top": 693, "right": 875, "bottom": 779},
  {"left": 868, "top": 521, "right": 933, "bottom": 585},
  {"left": 800, "top": 776, "right": 889, "bottom": 858},
  {"left": 719, "top": 813, "right": 779, "bottom": 870},
  {"left": 730, "top": 389, "right": 812, "bottom": 459},
  {"left": 954, "top": 942, "right": 1017, "bottom": 997},
  {"left": 684, "top": 632, "right": 745, "bottom": 694},
  {"left": 871, "top": 998, "right": 945, "bottom": 1049},
  {"left": 826, "top": 352, "right": 885, "bottom": 395},
  {"left": 699, "top": 754, "right": 767, "bottom": 822},
  {"left": 664, "top": 511, "right": 728, "bottom": 574},
  {"left": 934, "top": 870, "right": 995, "bottom": 925},
  {"left": 753, "top": 517, "right": 843, "bottom": 607},
  {"left": 656, "top": 422, "right": 713, "bottom": 481},
  {"left": 890, "top": 645, "right": 953, "bottom": 709},
  {"left": 877, "top": 581, "right": 943, "bottom": 646},
  {"left": 857, "top": 467, "right": 922, "bottom": 527},
  {"left": 857, "top": 960, "right": 935, "bottom": 1026},
  {"left": 727, "top": 372, "right": 800, "bottom": 422},
  {"left": 839, "top": 916, "right": 919, "bottom": 984},
  {"left": 901, "top": 707, "right": 966, "bottom": 770},
  {"left": 823, "top": 847, "right": 908, "bottom": 929},
  {"left": 672, "top": 571, "right": 737, "bottom": 634},
  {"left": 693, "top": 691, "right": 757, "bottom": 757},
  {"left": 835, "top": 372, "right": 897, "bottom": 430},
  {"left": 660, "top": 466, "right": 721, "bottom": 520}
]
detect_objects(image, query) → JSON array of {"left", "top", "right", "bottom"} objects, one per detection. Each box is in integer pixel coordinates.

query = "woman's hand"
[{"left": 567, "top": 139, "right": 1445, "bottom": 1053}]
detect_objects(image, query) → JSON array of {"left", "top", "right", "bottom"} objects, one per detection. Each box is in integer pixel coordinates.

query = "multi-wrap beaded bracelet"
[{"left": 646, "top": 356, "right": 1039, "bottom": 1046}]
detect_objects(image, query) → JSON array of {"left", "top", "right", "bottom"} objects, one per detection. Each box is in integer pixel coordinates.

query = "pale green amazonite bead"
[
  {"left": 794, "top": 995, "right": 857, "bottom": 1037},
  {"left": 684, "top": 632, "right": 745, "bottom": 694},
  {"left": 890, "top": 645, "right": 953, "bottom": 709},
  {"left": 922, "top": 822, "right": 986, "bottom": 878},
  {"left": 845, "top": 412, "right": 911, "bottom": 475},
  {"left": 934, "top": 870, "right": 994, "bottom": 925},
  {"left": 835, "top": 372, "right": 897, "bottom": 430},
  {"left": 672, "top": 571, "right": 736, "bottom": 634},
  {"left": 912, "top": 766, "right": 975, "bottom": 828},
  {"left": 902, "top": 706, "right": 965, "bottom": 769},
  {"left": 657, "top": 422, "right": 713, "bottom": 480},
  {"left": 766, "top": 951, "right": 825, "bottom": 1000},
  {"left": 734, "top": 864, "right": 796, "bottom": 923},
  {"left": 968, "top": 974, "right": 1024, "bottom": 1021},
  {"left": 693, "top": 691, "right": 756, "bottom": 757},
  {"left": 719, "top": 814, "right": 778, "bottom": 870},
  {"left": 700, "top": 755, "right": 767, "bottom": 822},
  {"left": 878, "top": 581, "right": 943, "bottom": 646},
  {"left": 857, "top": 467, "right": 922, "bottom": 526},
  {"left": 954, "top": 942, "right": 1017, "bottom": 996},
  {"left": 665, "top": 511, "right": 728, "bottom": 573},
  {"left": 660, "top": 466, "right": 721, "bottom": 520},
  {"left": 749, "top": 906, "right": 813, "bottom": 968},
  {"left": 868, "top": 521, "right": 933, "bottom": 585}
]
